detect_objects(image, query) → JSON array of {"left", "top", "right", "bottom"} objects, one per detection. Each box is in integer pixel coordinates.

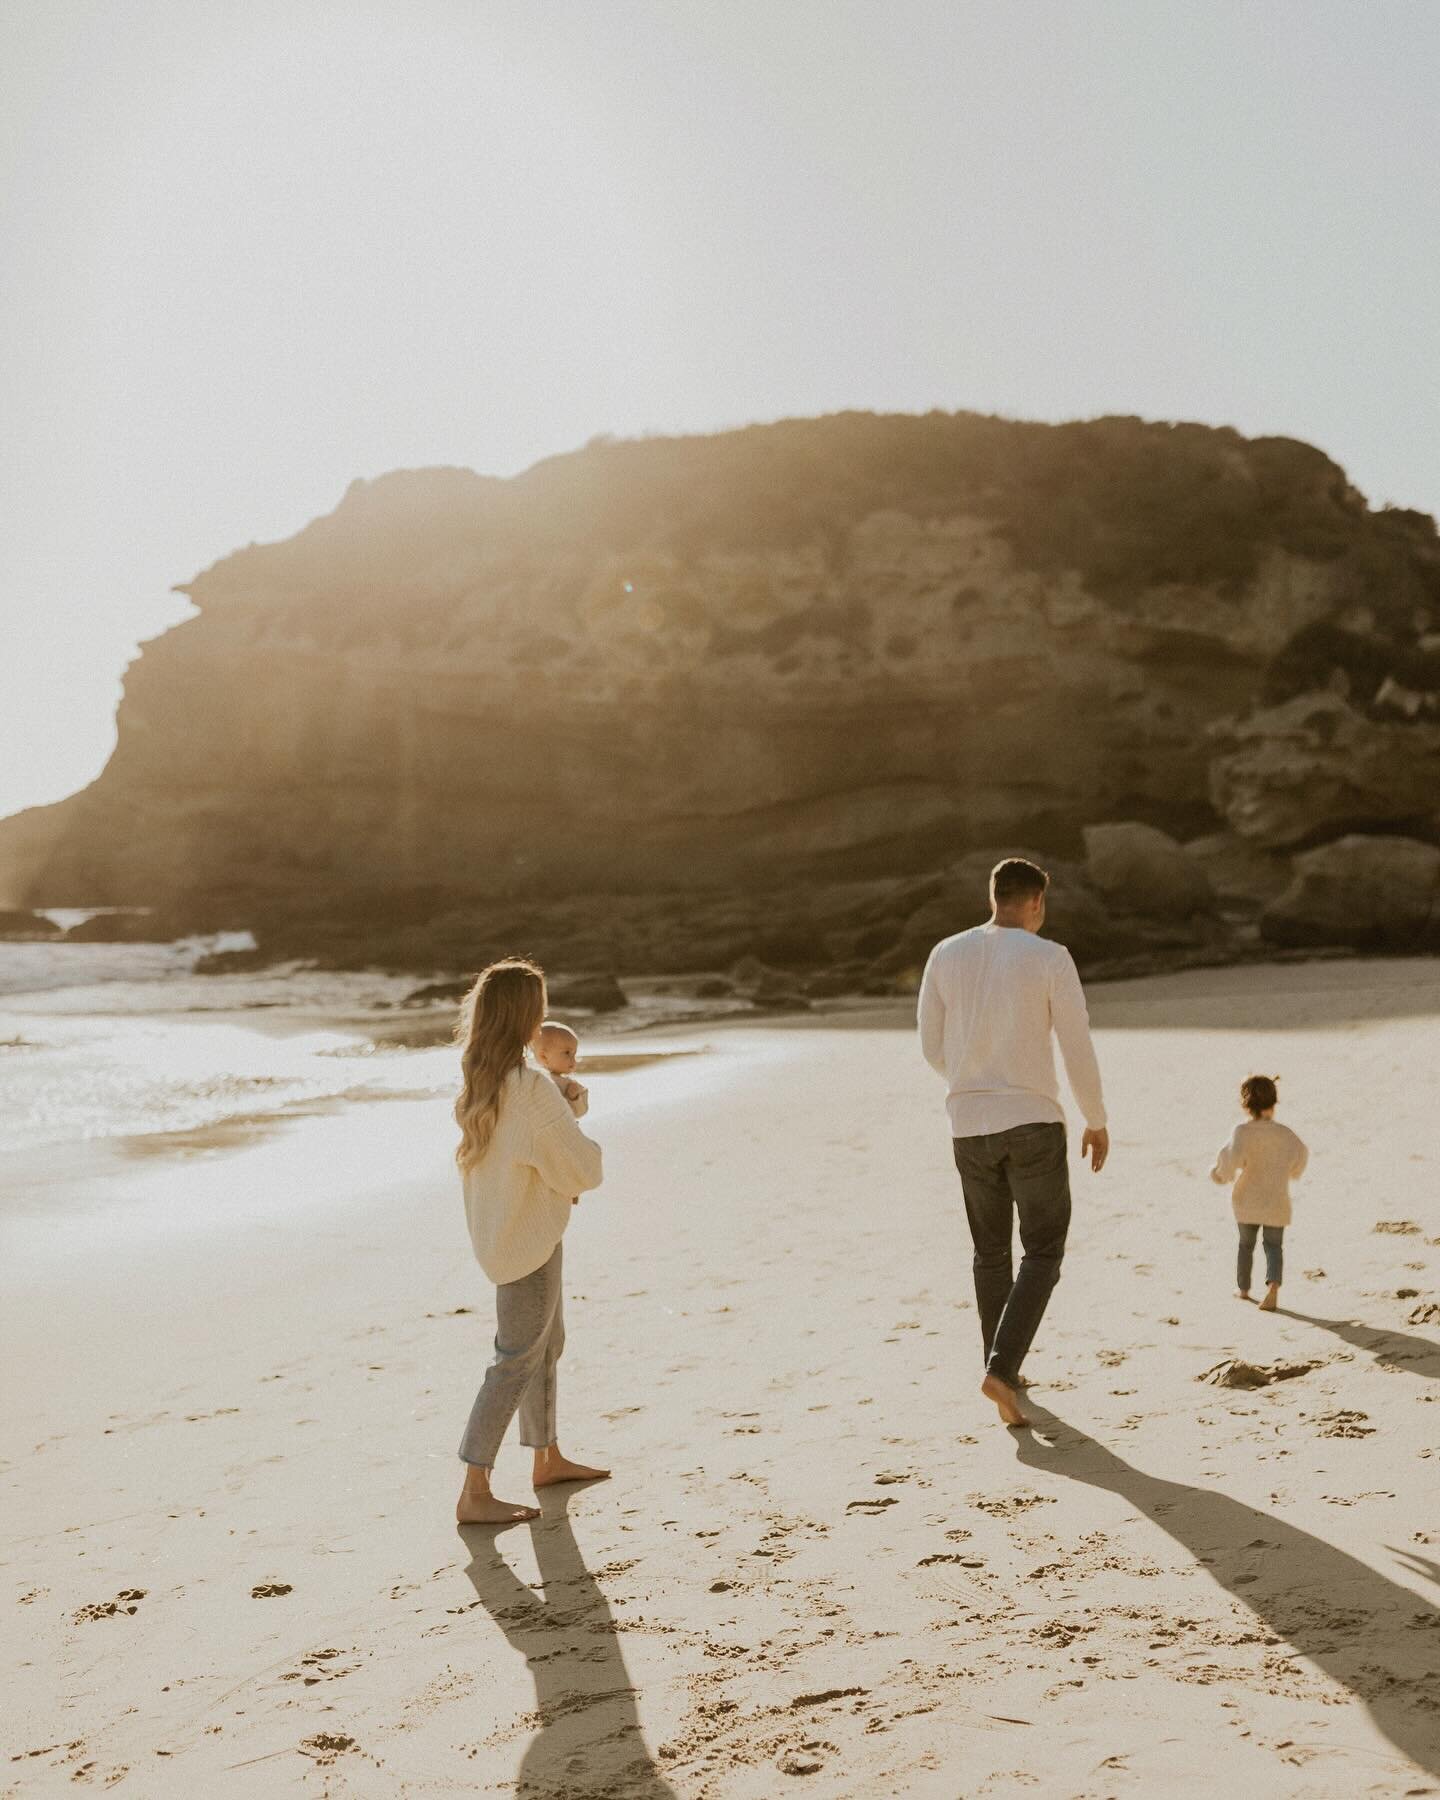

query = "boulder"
[
  {"left": 404, "top": 977, "right": 472, "bottom": 1006},
  {"left": 1209, "top": 693, "right": 1440, "bottom": 849},
  {"left": 1183, "top": 833, "right": 1292, "bottom": 908},
  {"left": 728, "top": 955, "right": 773, "bottom": 990},
  {"left": 1261, "top": 835, "right": 1440, "bottom": 949},
  {"left": 0, "top": 908, "right": 61, "bottom": 938},
  {"left": 1082, "top": 822, "right": 1214, "bottom": 919},
  {"left": 544, "top": 972, "right": 627, "bottom": 1014}
]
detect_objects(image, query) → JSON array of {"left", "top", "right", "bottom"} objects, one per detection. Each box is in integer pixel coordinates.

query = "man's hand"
[{"left": 1081, "top": 1127, "right": 1109, "bottom": 1173}]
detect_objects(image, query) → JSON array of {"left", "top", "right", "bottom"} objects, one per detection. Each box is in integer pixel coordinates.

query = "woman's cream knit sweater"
[{"left": 461, "top": 1065, "right": 603, "bottom": 1284}]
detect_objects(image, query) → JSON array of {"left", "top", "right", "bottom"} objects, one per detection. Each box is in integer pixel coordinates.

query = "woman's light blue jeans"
[{"left": 459, "top": 1245, "right": 564, "bottom": 1468}]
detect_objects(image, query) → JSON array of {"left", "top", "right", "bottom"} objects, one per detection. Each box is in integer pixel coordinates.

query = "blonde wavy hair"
[{"left": 454, "top": 958, "right": 546, "bottom": 1172}]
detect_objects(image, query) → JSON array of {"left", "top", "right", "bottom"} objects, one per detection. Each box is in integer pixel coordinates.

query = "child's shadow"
[
  {"left": 458, "top": 1487, "right": 678, "bottom": 1800},
  {"left": 1013, "top": 1405, "right": 1440, "bottom": 1781},
  {"left": 1279, "top": 1308, "right": 1440, "bottom": 1380}
]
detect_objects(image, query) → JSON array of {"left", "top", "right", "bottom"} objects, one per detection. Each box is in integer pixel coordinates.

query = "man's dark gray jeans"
[{"left": 952, "top": 1121, "right": 1071, "bottom": 1389}]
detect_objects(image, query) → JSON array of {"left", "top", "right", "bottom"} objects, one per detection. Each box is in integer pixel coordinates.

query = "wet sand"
[{"left": 3, "top": 962, "right": 1439, "bottom": 1796}]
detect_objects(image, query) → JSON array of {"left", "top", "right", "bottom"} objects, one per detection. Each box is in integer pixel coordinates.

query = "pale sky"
[{"left": 2, "top": 1, "right": 1437, "bottom": 822}]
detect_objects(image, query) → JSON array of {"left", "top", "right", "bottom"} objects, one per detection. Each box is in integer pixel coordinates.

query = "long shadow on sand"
[
  {"left": 459, "top": 1487, "right": 678, "bottom": 1800},
  {"left": 1279, "top": 1308, "right": 1440, "bottom": 1380},
  {"left": 1014, "top": 1405, "right": 1440, "bottom": 1782}
]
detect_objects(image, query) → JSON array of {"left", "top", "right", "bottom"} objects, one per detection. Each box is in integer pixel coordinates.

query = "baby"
[
  {"left": 533, "top": 1020, "right": 588, "bottom": 1117},
  {"left": 1210, "top": 1074, "right": 1309, "bottom": 1312}
]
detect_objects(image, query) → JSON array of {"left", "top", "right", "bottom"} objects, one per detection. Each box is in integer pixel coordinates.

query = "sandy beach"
[{"left": 4, "top": 958, "right": 1440, "bottom": 1798}]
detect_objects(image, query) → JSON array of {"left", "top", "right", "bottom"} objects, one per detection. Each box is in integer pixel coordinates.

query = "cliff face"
[{"left": 3, "top": 411, "right": 1439, "bottom": 965}]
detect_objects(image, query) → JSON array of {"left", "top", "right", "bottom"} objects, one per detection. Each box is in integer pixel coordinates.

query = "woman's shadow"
[
  {"left": 458, "top": 1487, "right": 679, "bottom": 1799},
  {"left": 1013, "top": 1405, "right": 1440, "bottom": 1781},
  {"left": 1278, "top": 1307, "right": 1440, "bottom": 1380}
]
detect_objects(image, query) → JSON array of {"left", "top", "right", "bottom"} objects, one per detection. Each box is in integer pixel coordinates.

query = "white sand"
[{"left": 3, "top": 960, "right": 1439, "bottom": 1797}]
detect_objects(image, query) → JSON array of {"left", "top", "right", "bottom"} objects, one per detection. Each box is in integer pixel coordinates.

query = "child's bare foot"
[
  {"left": 980, "top": 1372, "right": 1030, "bottom": 1428},
  {"left": 533, "top": 1447, "right": 610, "bottom": 1489},
  {"left": 1237, "top": 1290, "right": 1254, "bottom": 1302},
  {"left": 456, "top": 1469, "right": 538, "bottom": 1524},
  {"left": 1258, "top": 1283, "right": 1279, "bottom": 1312}
]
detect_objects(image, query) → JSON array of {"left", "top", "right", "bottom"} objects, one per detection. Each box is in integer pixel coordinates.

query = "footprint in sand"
[
  {"left": 790, "top": 1687, "right": 867, "bottom": 1708},
  {"left": 73, "top": 1590, "right": 146, "bottom": 1622},
  {"left": 845, "top": 1497, "right": 899, "bottom": 1515},
  {"left": 1373, "top": 1220, "right": 1422, "bottom": 1235},
  {"left": 968, "top": 1492, "right": 1056, "bottom": 1518},
  {"left": 1312, "top": 1409, "right": 1376, "bottom": 1438},
  {"left": 282, "top": 1648, "right": 359, "bottom": 1685},
  {"left": 777, "top": 1739, "right": 837, "bottom": 1776},
  {"left": 1198, "top": 1358, "right": 1320, "bottom": 1390},
  {"left": 250, "top": 1582, "right": 292, "bottom": 1598},
  {"left": 299, "top": 1733, "right": 359, "bottom": 1766}
]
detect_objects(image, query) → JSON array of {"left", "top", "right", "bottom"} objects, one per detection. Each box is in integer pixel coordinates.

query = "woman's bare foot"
[
  {"left": 456, "top": 1468, "right": 539, "bottom": 1525},
  {"left": 980, "top": 1372, "right": 1030, "bottom": 1428},
  {"left": 1258, "top": 1283, "right": 1279, "bottom": 1312},
  {"left": 533, "top": 1446, "right": 610, "bottom": 1489},
  {"left": 1237, "top": 1290, "right": 1254, "bottom": 1302}
]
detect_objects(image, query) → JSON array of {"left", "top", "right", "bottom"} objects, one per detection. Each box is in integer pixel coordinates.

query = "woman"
[{"left": 454, "top": 958, "right": 607, "bottom": 1524}]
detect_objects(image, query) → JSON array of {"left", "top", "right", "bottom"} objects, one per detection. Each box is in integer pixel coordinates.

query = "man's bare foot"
[
  {"left": 533, "top": 1448, "right": 611, "bottom": 1489},
  {"left": 980, "top": 1372, "right": 1030, "bottom": 1428},
  {"left": 1258, "top": 1284, "right": 1279, "bottom": 1312},
  {"left": 456, "top": 1472, "right": 539, "bottom": 1525},
  {"left": 1237, "top": 1290, "right": 1254, "bottom": 1302}
]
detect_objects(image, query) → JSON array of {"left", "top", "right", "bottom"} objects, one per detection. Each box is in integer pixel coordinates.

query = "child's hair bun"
[{"left": 1240, "top": 1073, "right": 1280, "bottom": 1115}]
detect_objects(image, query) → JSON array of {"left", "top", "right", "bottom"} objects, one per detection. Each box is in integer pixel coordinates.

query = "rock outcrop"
[
  {"left": 1083, "top": 822, "right": 1214, "bottom": 919},
  {"left": 1262, "top": 836, "right": 1440, "bottom": 949},
  {"left": 2, "top": 410, "right": 1438, "bottom": 978},
  {"left": 1209, "top": 694, "right": 1440, "bottom": 849}
]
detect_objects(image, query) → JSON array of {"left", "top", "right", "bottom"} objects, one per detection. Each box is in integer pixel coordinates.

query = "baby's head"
[
  {"left": 534, "top": 1020, "right": 579, "bottom": 1076},
  {"left": 1240, "top": 1074, "right": 1279, "bottom": 1118}
]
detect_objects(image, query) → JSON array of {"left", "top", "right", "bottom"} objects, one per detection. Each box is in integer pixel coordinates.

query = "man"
[{"left": 917, "top": 857, "right": 1109, "bottom": 1428}]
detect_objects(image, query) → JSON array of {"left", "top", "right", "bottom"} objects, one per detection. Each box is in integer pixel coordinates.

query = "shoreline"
[{"left": 4, "top": 950, "right": 1437, "bottom": 1224}]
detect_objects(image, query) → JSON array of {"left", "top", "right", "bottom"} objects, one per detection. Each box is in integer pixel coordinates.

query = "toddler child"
[{"left": 1210, "top": 1074, "right": 1308, "bottom": 1311}]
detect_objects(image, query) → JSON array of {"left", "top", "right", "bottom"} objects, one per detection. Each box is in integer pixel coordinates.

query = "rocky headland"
[{"left": 4, "top": 410, "right": 1439, "bottom": 1002}]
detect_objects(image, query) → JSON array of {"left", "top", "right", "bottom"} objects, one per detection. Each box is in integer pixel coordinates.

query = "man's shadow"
[
  {"left": 459, "top": 1487, "right": 678, "bottom": 1799},
  {"left": 1278, "top": 1308, "right": 1440, "bottom": 1380},
  {"left": 1014, "top": 1405, "right": 1440, "bottom": 1781}
]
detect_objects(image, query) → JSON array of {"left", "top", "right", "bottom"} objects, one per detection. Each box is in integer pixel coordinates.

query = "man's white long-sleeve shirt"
[{"left": 917, "top": 923, "right": 1107, "bottom": 1139}]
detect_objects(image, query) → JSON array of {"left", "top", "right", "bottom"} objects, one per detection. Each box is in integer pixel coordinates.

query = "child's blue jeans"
[{"left": 1237, "top": 1222, "right": 1283, "bottom": 1290}]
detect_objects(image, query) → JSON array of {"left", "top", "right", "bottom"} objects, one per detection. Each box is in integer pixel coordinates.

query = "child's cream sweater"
[{"left": 1210, "top": 1117, "right": 1308, "bottom": 1226}]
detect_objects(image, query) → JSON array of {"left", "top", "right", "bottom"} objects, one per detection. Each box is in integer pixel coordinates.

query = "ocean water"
[
  {"left": 0, "top": 931, "right": 450, "bottom": 1159},
  {"left": 0, "top": 927, "right": 752, "bottom": 1163}
]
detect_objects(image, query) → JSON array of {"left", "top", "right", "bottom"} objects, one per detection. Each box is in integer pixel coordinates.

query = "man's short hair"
[
  {"left": 990, "top": 857, "right": 1050, "bottom": 906},
  {"left": 1241, "top": 1074, "right": 1279, "bottom": 1116}
]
